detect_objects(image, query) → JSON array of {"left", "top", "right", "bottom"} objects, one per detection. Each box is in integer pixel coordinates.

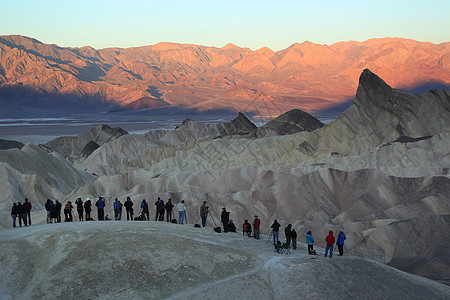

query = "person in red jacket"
[
  {"left": 253, "top": 216, "right": 261, "bottom": 239},
  {"left": 325, "top": 230, "right": 335, "bottom": 258}
]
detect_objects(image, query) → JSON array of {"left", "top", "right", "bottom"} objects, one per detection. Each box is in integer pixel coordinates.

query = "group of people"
[
  {"left": 270, "top": 220, "right": 347, "bottom": 257},
  {"left": 10, "top": 198, "right": 32, "bottom": 227},
  {"left": 10, "top": 197, "right": 348, "bottom": 256}
]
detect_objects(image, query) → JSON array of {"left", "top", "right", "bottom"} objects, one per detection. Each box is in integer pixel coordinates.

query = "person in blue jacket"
[
  {"left": 336, "top": 231, "right": 347, "bottom": 256},
  {"left": 306, "top": 231, "right": 314, "bottom": 254},
  {"left": 96, "top": 197, "right": 106, "bottom": 221}
]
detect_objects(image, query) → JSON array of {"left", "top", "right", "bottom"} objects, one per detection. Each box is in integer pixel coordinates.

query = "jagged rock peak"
[
  {"left": 229, "top": 112, "right": 257, "bottom": 132},
  {"left": 354, "top": 69, "right": 393, "bottom": 108},
  {"left": 261, "top": 109, "right": 324, "bottom": 135}
]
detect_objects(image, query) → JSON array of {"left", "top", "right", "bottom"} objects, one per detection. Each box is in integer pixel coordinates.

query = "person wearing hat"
[
  {"left": 84, "top": 198, "right": 92, "bottom": 220},
  {"left": 253, "top": 215, "right": 261, "bottom": 239},
  {"left": 64, "top": 201, "right": 74, "bottom": 222},
  {"left": 200, "top": 201, "right": 209, "bottom": 228},
  {"left": 291, "top": 227, "right": 297, "bottom": 250}
]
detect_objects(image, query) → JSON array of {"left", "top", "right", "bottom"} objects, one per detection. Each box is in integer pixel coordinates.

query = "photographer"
[{"left": 200, "top": 201, "right": 209, "bottom": 228}]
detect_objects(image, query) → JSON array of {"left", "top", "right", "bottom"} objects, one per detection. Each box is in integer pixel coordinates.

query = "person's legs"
[
  {"left": 325, "top": 245, "right": 329, "bottom": 257},
  {"left": 292, "top": 238, "right": 297, "bottom": 250},
  {"left": 118, "top": 210, "right": 122, "bottom": 220},
  {"left": 78, "top": 210, "right": 83, "bottom": 221},
  {"left": 179, "top": 211, "right": 184, "bottom": 224},
  {"left": 201, "top": 216, "right": 206, "bottom": 227},
  {"left": 273, "top": 231, "right": 279, "bottom": 245},
  {"left": 338, "top": 244, "right": 344, "bottom": 256},
  {"left": 26, "top": 212, "right": 31, "bottom": 225},
  {"left": 11, "top": 214, "right": 17, "bottom": 228}
]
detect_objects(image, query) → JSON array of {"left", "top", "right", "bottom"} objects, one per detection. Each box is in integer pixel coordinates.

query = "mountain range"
[{"left": 0, "top": 35, "right": 449, "bottom": 116}]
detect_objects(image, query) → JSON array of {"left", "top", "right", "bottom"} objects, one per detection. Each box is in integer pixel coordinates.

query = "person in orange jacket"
[{"left": 325, "top": 230, "right": 335, "bottom": 258}]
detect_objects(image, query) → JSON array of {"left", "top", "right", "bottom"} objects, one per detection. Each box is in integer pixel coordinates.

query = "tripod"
[{"left": 266, "top": 230, "right": 273, "bottom": 244}]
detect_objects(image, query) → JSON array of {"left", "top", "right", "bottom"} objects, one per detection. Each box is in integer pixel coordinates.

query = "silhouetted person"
[
  {"left": 291, "top": 227, "right": 297, "bottom": 250},
  {"left": 16, "top": 202, "right": 27, "bottom": 227},
  {"left": 221, "top": 208, "right": 230, "bottom": 233},
  {"left": 165, "top": 198, "right": 174, "bottom": 222},
  {"left": 55, "top": 200, "right": 62, "bottom": 223},
  {"left": 75, "top": 197, "right": 84, "bottom": 221},
  {"left": 11, "top": 203, "right": 18, "bottom": 228},
  {"left": 124, "top": 197, "right": 134, "bottom": 221},
  {"left": 228, "top": 220, "right": 236, "bottom": 232},
  {"left": 270, "top": 220, "right": 281, "bottom": 245},
  {"left": 23, "top": 198, "right": 32, "bottom": 225},
  {"left": 45, "top": 199, "right": 52, "bottom": 223},
  {"left": 84, "top": 198, "right": 92, "bottom": 220},
  {"left": 284, "top": 224, "right": 292, "bottom": 247}
]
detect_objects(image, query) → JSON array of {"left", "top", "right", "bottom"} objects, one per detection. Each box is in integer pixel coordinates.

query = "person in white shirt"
[{"left": 177, "top": 200, "right": 187, "bottom": 224}]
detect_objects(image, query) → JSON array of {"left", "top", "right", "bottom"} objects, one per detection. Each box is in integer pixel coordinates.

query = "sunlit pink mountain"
[{"left": 0, "top": 35, "right": 449, "bottom": 116}]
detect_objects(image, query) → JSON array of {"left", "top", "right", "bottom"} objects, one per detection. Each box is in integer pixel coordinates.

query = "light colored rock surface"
[
  {"left": 0, "top": 70, "right": 449, "bottom": 287},
  {"left": 0, "top": 222, "right": 449, "bottom": 300}
]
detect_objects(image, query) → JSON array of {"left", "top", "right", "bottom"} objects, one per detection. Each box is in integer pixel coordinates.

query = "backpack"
[{"left": 114, "top": 202, "right": 120, "bottom": 210}]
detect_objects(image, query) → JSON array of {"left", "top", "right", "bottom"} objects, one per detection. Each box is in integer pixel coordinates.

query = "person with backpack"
[
  {"left": 306, "top": 231, "right": 315, "bottom": 254},
  {"left": 124, "top": 197, "right": 134, "bottom": 221},
  {"left": 141, "top": 199, "right": 149, "bottom": 221},
  {"left": 165, "top": 198, "right": 174, "bottom": 222},
  {"left": 270, "top": 220, "right": 281, "bottom": 245},
  {"left": 221, "top": 208, "right": 230, "bottom": 233},
  {"left": 200, "top": 201, "right": 209, "bottom": 227},
  {"left": 75, "top": 197, "right": 84, "bottom": 221},
  {"left": 84, "top": 198, "right": 92, "bottom": 220},
  {"left": 64, "top": 201, "right": 74, "bottom": 222},
  {"left": 284, "top": 224, "right": 292, "bottom": 247},
  {"left": 96, "top": 197, "right": 106, "bottom": 221},
  {"left": 113, "top": 198, "right": 123, "bottom": 220},
  {"left": 242, "top": 219, "right": 252, "bottom": 237},
  {"left": 291, "top": 227, "right": 297, "bottom": 250},
  {"left": 253, "top": 215, "right": 261, "bottom": 239},
  {"left": 178, "top": 200, "right": 187, "bottom": 224},
  {"left": 336, "top": 231, "right": 347, "bottom": 256},
  {"left": 325, "top": 230, "right": 336, "bottom": 258},
  {"left": 11, "top": 203, "right": 18, "bottom": 228},
  {"left": 23, "top": 198, "right": 32, "bottom": 225}
]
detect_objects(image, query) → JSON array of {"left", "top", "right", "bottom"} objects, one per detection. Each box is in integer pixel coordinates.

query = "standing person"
[
  {"left": 157, "top": 198, "right": 165, "bottom": 221},
  {"left": 306, "top": 231, "right": 315, "bottom": 255},
  {"left": 253, "top": 215, "right": 261, "bottom": 239},
  {"left": 64, "top": 201, "right": 74, "bottom": 222},
  {"left": 96, "top": 197, "right": 106, "bottom": 221},
  {"left": 336, "top": 231, "right": 347, "bottom": 256},
  {"left": 141, "top": 199, "right": 150, "bottom": 221},
  {"left": 270, "top": 220, "right": 281, "bottom": 245},
  {"left": 177, "top": 200, "right": 187, "bottom": 224},
  {"left": 23, "top": 198, "right": 32, "bottom": 225},
  {"left": 221, "top": 208, "right": 230, "bottom": 233},
  {"left": 291, "top": 227, "right": 297, "bottom": 250},
  {"left": 49, "top": 200, "right": 58, "bottom": 223},
  {"left": 124, "top": 197, "right": 134, "bottom": 221},
  {"left": 55, "top": 200, "right": 62, "bottom": 223},
  {"left": 84, "top": 198, "right": 92, "bottom": 220},
  {"left": 16, "top": 202, "right": 27, "bottom": 227},
  {"left": 11, "top": 203, "right": 18, "bottom": 228},
  {"left": 165, "top": 198, "right": 174, "bottom": 222},
  {"left": 114, "top": 198, "right": 122, "bottom": 220},
  {"left": 154, "top": 197, "right": 161, "bottom": 221},
  {"left": 75, "top": 197, "right": 84, "bottom": 221},
  {"left": 242, "top": 219, "right": 252, "bottom": 237},
  {"left": 200, "top": 201, "right": 209, "bottom": 227},
  {"left": 284, "top": 224, "right": 292, "bottom": 247},
  {"left": 325, "top": 230, "right": 336, "bottom": 258},
  {"left": 45, "top": 199, "right": 52, "bottom": 223}
]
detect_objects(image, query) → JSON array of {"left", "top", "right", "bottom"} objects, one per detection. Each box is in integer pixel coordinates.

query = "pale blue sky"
[{"left": 1, "top": 0, "right": 449, "bottom": 50}]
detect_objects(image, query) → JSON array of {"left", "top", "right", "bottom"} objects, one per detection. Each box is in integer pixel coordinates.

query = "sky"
[{"left": 1, "top": 0, "right": 449, "bottom": 51}]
